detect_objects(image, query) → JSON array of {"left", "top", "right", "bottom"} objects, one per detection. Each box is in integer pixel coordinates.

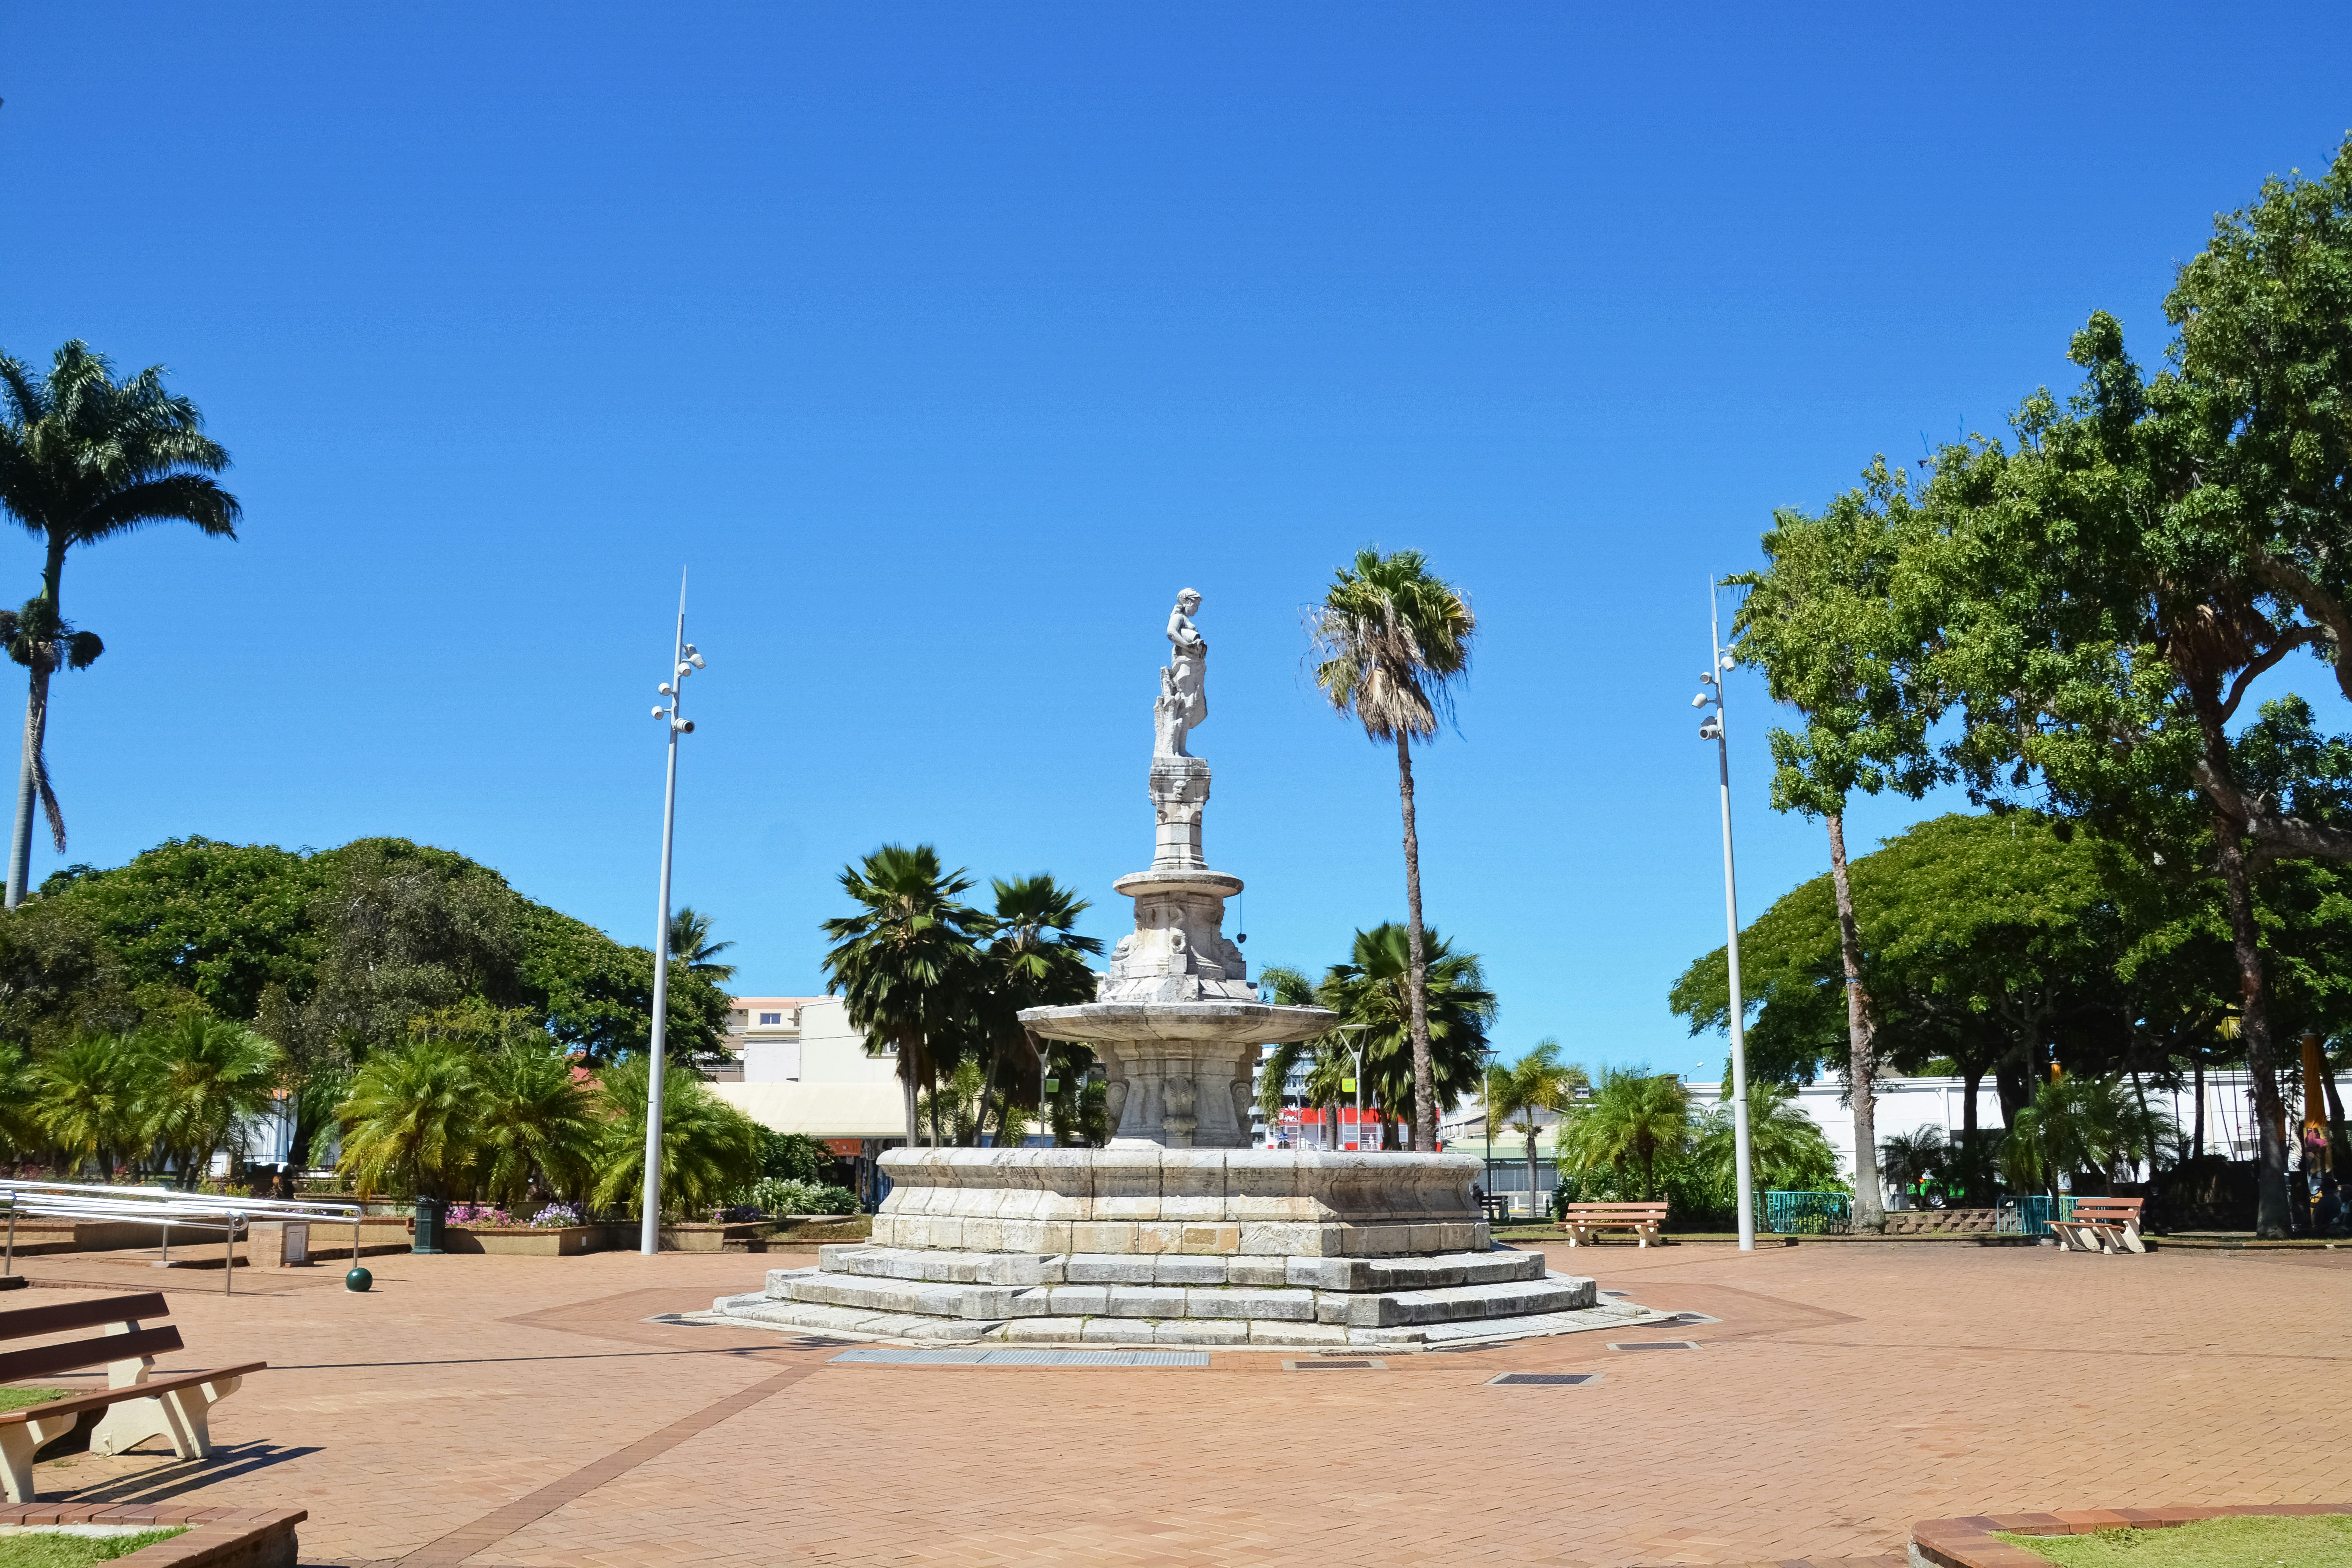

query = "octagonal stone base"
[{"left": 708, "top": 1148, "right": 1670, "bottom": 1349}]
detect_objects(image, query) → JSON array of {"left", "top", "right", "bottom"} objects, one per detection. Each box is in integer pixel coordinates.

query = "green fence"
[
  {"left": 1997, "top": 1195, "right": 2074, "bottom": 1235},
  {"left": 1760, "top": 1190, "right": 1850, "bottom": 1234}
]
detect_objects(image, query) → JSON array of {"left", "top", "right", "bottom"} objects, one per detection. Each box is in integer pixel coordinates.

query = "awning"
[{"left": 710, "top": 1081, "right": 906, "bottom": 1139}]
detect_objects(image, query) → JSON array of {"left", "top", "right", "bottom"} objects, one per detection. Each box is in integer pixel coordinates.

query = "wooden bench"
[
  {"left": 0, "top": 1291, "right": 264, "bottom": 1502},
  {"left": 2049, "top": 1196, "right": 2145, "bottom": 1254},
  {"left": 1558, "top": 1201, "right": 1670, "bottom": 1248}
]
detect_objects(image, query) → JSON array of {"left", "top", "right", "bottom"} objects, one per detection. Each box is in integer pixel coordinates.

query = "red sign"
[{"left": 824, "top": 1138, "right": 864, "bottom": 1157}]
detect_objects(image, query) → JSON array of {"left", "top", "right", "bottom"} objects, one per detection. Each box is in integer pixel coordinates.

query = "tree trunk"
[
  {"left": 2209, "top": 809, "right": 2291, "bottom": 1236},
  {"left": 2192, "top": 1056, "right": 2206, "bottom": 1159},
  {"left": 1524, "top": 1122, "right": 1539, "bottom": 1224},
  {"left": 900, "top": 1029, "right": 920, "bottom": 1147},
  {"left": 5, "top": 660, "right": 50, "bottom": 910},
  {"left": 1394, "top": 733, "right": 1436, "bottom": 1151},
  {"left": 1825, "top": 814, "right": 1884, "bottom": 1230}
]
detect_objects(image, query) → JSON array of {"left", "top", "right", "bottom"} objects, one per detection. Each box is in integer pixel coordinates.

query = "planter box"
[
  {"left": 656, "top": 1221, "right": 778, "bottom": 1253},
  {"left": 436, "top": 1225, "right": 600, "bottom": 1257},
  {"left": 0, "top": 1503, "right": 304, "bottom": 1568}
]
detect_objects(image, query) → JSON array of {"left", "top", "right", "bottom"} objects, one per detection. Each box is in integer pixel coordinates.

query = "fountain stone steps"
[{"left": 806, "top": 1245, "right": 1545, "bottom": 1291}]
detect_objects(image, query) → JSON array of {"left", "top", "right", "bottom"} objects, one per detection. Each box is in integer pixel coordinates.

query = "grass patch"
[
  {"left": 1995, "top": 1514, "right": 2352, "bottom": 1566},
  {"left": 0, "top": 1528, "right": 187, "bottom": 1567},
  {"left": 0, "top": 1389, "right": 65, "bottom": 1414}
]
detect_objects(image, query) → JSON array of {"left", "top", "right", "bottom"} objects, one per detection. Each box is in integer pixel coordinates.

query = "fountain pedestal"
[{"left": 708, "top": 586, "right": 1658, "bottom": 1349}]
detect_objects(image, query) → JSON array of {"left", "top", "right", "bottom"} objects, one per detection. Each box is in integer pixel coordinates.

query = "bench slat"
[
  {"left": 0, "top": 1294, "right": 169, "bottom": 1344},
  {"left": 0, "top": 1325, "right": 183, "bottom": 1385},
  {"left": 0, "top": 1361, "right": 266, "bottom": 1427}
]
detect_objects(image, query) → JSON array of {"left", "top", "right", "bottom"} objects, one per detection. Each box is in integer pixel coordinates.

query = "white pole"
[
  {"left": 1709, "top": 580, "right": 1756, "bottom": 1252},
  {"left": 641, "top": 576, "right": 689, "bottom": 1256}
]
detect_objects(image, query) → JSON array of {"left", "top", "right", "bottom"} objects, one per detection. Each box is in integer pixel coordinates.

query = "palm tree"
[
  {"left": 820, "top": 844, "right": 989, "bottom": 1146},
  {"left": 1309, "top": 549, "right": 1476, "bottom": 1150},
  {"left": 335, "top": 1038, "right": 479, "bottom": 1200},
  {"left": 1695, "top": 1080, "right": 1840, "bottom": 1193},
  {"left": 140, "top": 1012, "right": 284, "bottom": 1187},
  {"left": 668, "top": 907, "right": 737, "bottom": 982},
  {"left": 32, "top": 1036, "right": 144, "bottom": 1178},
  {"left": 591, "top": 1054, "right": 762, "bottom": 1218},
  {"left": 0, "top": 1044, "right": 42, "bottom": 1165},
  {"left": 2002, "top": 1073, "right": 2171, "bottom": 1199},
  {"left": 473, "top": 1043, "right": 599, "bottom": 1205},
  {"left": 1320, "top": 923, "right": 1495, "bottom": 1148},
  {"left": 972, "top": 874, "right": 1100, "bottom": 1146},
  {"left": 1879, "top": 1126, "right": 1948, "bottom": 1208},
  {"left": 0, "top": 343, "right": 240, "bottom": 907},
  {"left": 1484, "top": 1040, "right": 1588, "bottom": 1218},
  {"left": 1253, "top": 964, "right": 1354, "bottom": 1149},
  {"left": 1558, "top": 1066, "right": 1691, "bottom": 1201}
]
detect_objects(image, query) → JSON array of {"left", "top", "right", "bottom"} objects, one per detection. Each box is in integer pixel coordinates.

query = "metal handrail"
[{"left": 0, "top": 1179, "right": 368, "bottom": 1295}]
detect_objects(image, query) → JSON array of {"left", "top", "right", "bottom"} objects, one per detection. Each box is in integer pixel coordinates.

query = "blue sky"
[{"left": 2, "top": 5, "right": 2348, "bottom": 1077}]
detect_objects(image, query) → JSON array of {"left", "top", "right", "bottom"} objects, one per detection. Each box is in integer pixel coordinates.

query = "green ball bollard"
[{"left": 345, "top": 1266, "right": 373, "bottom": 1292}]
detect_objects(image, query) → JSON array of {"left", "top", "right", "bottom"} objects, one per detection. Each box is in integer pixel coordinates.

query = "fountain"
[{"left": 710, "top": 590, "right": 1662, "bottom": 1349}]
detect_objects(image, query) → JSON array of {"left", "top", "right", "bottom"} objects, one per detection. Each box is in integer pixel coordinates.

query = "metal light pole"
[
  {"left": 641, "top": 575, "right": 706, "bottom": 1256},
  {"left": 1693, "top": 579, "right": 1756, "bottom": 1252},
  {"left": 1337, "top": 1025, "right": 1369, "bottom": 1152}
]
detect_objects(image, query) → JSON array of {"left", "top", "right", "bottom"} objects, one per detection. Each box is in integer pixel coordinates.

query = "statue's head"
[{"left": 1177, "top": 588, "right": 1202, "bottom": 613}]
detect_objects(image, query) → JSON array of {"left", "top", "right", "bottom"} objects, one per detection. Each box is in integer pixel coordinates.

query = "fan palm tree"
[
  {"left": 667, "top": 907, "right": 737, "bottom": 982},
  {"left": 140, "top": 1011, "right": 284, "bottom": 1187},
  {"left": 473, "top": 1043, "right": 599, "bottom": 1205},
  {"left": 591, "top": 1054, "right": 762, "bottom": 1218},
  {"left": 0, "top": 342, "right": 240, "bottom": 906},
  {"left": 0, "top": 1043, "right": 42, "bottom": 1164},
  {"left": 1309, "top": 548, "right": 1475, "bottom": 1149},
  {"left": 1484, "top": 1039, "right": 1588, "bottom": 1217},
  {"left": 1695, "top": 1080, "right": 1841, "bottom": 1193},
  {"left": 32, "top": 1036, "right": 145, "bottom": 1178},
  {"left": 820, "top": 844, "right": 989, "bottom": 1146},
  {"left": 1558, "top": 1066, "right": 1691, "bottom": 1201},
  {"left": 1320, "top": 923, "right": 1495, "bottom": 1148},
  {"left": 335, "top": 1038, "right": 479, "bottom": 1200},
  {"left": 2001, "top": 1073, "right": 2171, "bottom": 1199},
  {"left": 975, "top": 874, "right": 1101, "bottom": 1146}
]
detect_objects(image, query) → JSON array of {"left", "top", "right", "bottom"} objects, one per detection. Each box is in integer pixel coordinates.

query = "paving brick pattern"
[{"left": 1, "top": 1237, "right": 2343, "bottom": 1566}]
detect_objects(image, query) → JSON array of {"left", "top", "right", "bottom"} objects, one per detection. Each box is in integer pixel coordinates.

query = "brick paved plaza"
[{"left": 7, "top": 1239, "right": 2346, "bottom": 1567}]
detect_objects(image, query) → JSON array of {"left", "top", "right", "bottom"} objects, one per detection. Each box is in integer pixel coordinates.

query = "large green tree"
[
  {"left": 1309, "top": 549, "right": 1476, "bottom": 1151},
  {"left": 0, "top": 343, "right": 240, "bottom": 907},
  {"left": 1730, "top": 463, "right": 1947, "bottom": 1231},
  {"left": 973, "top": 874, "right": 1101, "bottom": 1147},
  {"left": 1319, "top": 921, "right": 1495, "bottom": 1149}
]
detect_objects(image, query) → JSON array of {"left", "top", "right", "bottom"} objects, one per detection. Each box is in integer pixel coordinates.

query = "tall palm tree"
[
  {"left": 0, "top": 343, "right": 240, "bottom": 907},
  {"left": 820, "top": 844, "right": 989, "bottom": 1146},
  {"left": 1320, "top": 923, "right": 1495, "bottom": 1148},
  {"left": 1310, "top": 548, "right": 1476, "bottom": 1150},
  {"left": 668, "top": 906, "right": 737, "bottom": 982},
  {"left": 976, "top": 874, "right": 1101, "bottom": 1146},
  {"left": 1558, "top": 1066, "right": 1692, "bottom": 1202},
  {"left": 1484, "top": 1039, "right": 1588, "bottom": 1217},
  {"left": 1253, "top": 964, "right": 1353, "bottom": 1149},
  {"left": 140, "top": 1011, "right": 284, "bottom": 1187}
]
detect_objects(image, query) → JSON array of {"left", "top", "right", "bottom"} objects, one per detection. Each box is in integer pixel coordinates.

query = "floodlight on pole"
[
  {"left": 641, "top": 571, "right": 704, "bottom": 1257},
  {"left": 1694, "top": 578, "right": 1756, "bottom": 1253}
]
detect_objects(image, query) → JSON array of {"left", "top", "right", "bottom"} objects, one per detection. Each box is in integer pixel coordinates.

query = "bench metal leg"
[
  {"left": 0, "top": 1412, "right": 85, "bottom": 1503},
  {"left": 90, "top": 1375, "right": 240, "bottom": 1460}
]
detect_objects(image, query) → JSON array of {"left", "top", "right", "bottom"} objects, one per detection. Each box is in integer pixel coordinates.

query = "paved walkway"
[{"left": 8, "top": 1238, "right": 2346, "bottom": 1566}]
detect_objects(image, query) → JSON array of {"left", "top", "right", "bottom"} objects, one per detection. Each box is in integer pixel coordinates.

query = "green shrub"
[{"left": 741, "top": 1177, "right": 860, "bottom": 1216}]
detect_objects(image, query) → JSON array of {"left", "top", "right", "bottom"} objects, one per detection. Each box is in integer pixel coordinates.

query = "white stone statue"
[{"left": 1154, "top": 589, "right": 1208, "bottom": 757}]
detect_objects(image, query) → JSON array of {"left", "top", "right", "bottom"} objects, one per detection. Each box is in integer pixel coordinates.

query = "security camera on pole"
[
  {"left": 1691, "top": 579, "right": 1755, "bottom": 1252},
  {"left": 641, "top": 575, "right": 706, "bottom": 1257}
]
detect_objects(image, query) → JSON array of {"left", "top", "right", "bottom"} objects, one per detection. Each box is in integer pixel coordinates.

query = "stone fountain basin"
[{"left": 1019, "top": 1001, "right": 1335, "bottom": 1045}]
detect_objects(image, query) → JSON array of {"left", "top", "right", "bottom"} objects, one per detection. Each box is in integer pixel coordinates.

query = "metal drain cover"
[
  {"left": 1486, "top": 1372, "right": 1599, "bottom": 1386},
  {"left": 1283, "top": 1357, "right": 1386, "bottom": 1370},
  {"left": 1607, "top": 1340, "right": 1702, "bottom": 1351}
]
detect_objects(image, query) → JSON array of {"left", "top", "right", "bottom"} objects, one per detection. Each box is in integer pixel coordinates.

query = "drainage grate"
[
  {"left": 1648, "top": 1312, "right": 1721, "bottom": 1326},
  {"left": 828, "top": 1347, "right": 1208, "bottom": 1367},
  {"left": 1600, "top": 1289, "right": 1631, "bottom": 1297},
  {"left": 1606, "top": 1340, "right": 1702, "bottom": 1351},
  {"left": 1282, "top": 1357, "right": 1386, "bottom": 1371},
  {"left": 1486, "top": 1372, "right": 1599, "bottom": 1386}
]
